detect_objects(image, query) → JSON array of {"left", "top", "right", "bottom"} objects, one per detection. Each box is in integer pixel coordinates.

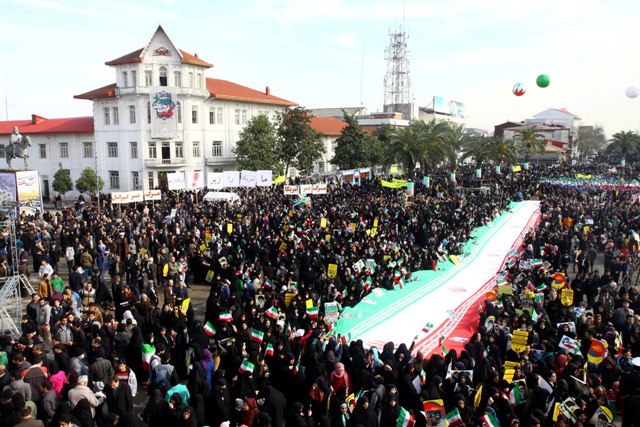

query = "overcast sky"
[{"left": 1, "top": 0, "right": 640, "bottom": 136}]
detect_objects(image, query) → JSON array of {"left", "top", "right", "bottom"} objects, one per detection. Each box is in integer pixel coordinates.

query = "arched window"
[{"left": 159, "top": 66, "right": 167, "bottom": 87}]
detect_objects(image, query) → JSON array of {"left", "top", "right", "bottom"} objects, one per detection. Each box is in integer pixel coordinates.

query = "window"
[
  {"left": 212, "top": 141, "right": 222, "bottom": 157},
  {"left": 131, "top": 70, "right": 137, "bottom": 87},
  {"left": 146, "top": 102, "right": 151, "bottom": 124},
  {"left": 216, "top": 108, "right": 223, "bottom": 124},
  {"left": 83, "top": 142, "right": 93, "bottom": 158},
  {"left": 191, "top": 106, "right": 198, "bottom": 124},
  {"left": 60, "top": 142, "right": 69, "bottom": 158},
  {"left": 0, "top": 145, "right": 4, "bottom": 158},
  {"left": 196, "top": 73, "right": 202, "bottom": 88},
  {"left": 175, "top": 141, "right": 184, "bottom": 158},
  {"left": 174, "top": 71, "right": 182, "bottom": 87},
  {"left": 188, "top": 72, "right": 194, "bottom": 88},
  {"left": 131, "top": 171, "right": 140, "bottom": 190},
  {"left": 107, "top": 142, "right": 118, "bottom": 158},
  {"left": 318, "top": 161, "right": 325, "bottom": 174},
  {"left": 192, "top": 141, "right": 200, "bottom": 158},
  {"left": 104, "top": 107, "right": 110, "bottom": 125},
  {"left": 129, "top": 105, "right": 136, "bottom": 124},
  {"left": 148, "top": 171, "right": 154, "bottom": 189},
  {"left": 122, "top": 71, "right": 128, "bottom": 87},
  {"left": 39, "top": 144, "right": 47, "bottom": 159},
  {"left": 234, "top": 109, "right": 241, "bottom": 125},
  {"left": 241, "top": 109, "right": 248, "bottom": 125},
  {"left": 212, "top": 167, "right": 223, "bottom": 173},
  {"left": 109, "top": 171, "right": 120, "bottom": 189},
  {"left": 148, "top": 141, "right": 157, "bottom": 158},
  {"left": 209, "top": 108, "right": 215, "bottom": 125},
  {"left": 113, "top": 107, "right": 119, "bottom": 125},
  {"left": 159, "top": 66, "right": 167, "bottom": 87},
  {"left": 130, "top": 141, "right": 138, "bottom": 159},
  {"left": 177, "top": 102, "right": 182, "bottom": 124},
  {"left": 144, "top": 70, "right": 152, "bottom": 86}
]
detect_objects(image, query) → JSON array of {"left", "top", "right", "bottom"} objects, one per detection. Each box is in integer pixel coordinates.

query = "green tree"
[
  {"left": 366, "top": 137, "right": 387, "bottom": 170},
  {"left": 490, "top": 137, "right": 518, "bottom": 165},
  {"left": 607, "top": 130, "right": 640, "bottom": 162},
  {"left": 234, "top": 115, "right": 283, "bottom": 174},
  {"left": 276, "top": 107, "right": 324, "bottom": 176},
  {"left": 441, "top": 122, "right": 471, "bottom": 171},
  {"left": 75, "top": 168, "right": 104, "bottom": 195},
  {"left": 514, "top": 126, "right": 546, "bottom": 162},
  {"left": 52, "top": 169, "right": 73, "bottom": 200},
  {"left": 331, "top": 112, "right": 370, "bottom": 169},
  {"left": 461, "top": 137, "right": 496, "bottom": 168},
  {"left": 576, "top": 125, "right": 606, "bottom": 159},
  {"left": 386, "top": 120, "right": 447, "bottom": 176}
]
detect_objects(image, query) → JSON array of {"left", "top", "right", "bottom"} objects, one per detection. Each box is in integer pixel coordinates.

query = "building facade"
[{"left": 0, "top": 25, "right": 297, "bottom": 198}]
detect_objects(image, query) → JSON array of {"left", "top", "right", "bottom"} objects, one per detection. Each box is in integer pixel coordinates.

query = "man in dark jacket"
[{"left": 105, "top": 375, "right": 133, "bottom": 417}]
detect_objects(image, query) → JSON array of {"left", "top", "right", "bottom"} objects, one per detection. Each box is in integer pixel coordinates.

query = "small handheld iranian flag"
[
  {"left": 446, "top": 408, "right": 463, "bottom": 427},
  {"left": 219, "top": 310, "right": 232, "bottom": 322},
  {"left": 481, "top": 413, "right": 500, "bottom": 427},
  {"left": 396, "top": 407, "right": 415, "bottom": 427},
  {"left": 509, "top": 384, "right": 523, "bottom": 406},
  {"left": 218, "top": 256, "right": 228, "bottom": 269},
  {"left": 265, "top": 306, "right": 279, "bottom": 319},
  {"left": 264, "top": 278, "right": 272, "bottom": 290},
  {"left": 440, "top": 335, "right": 448, "bottom": 356},
  {"left": 203, "top": 321, "right": 216, "bottom": 337},
  {"left": 251, "top": 328, "right": 264, "bottom": 343},
  {"left": 293, "top": 353, "right": 302, "bottom": 374},
  {"left": 265, "top": 342, "right": 274, "bottom": 357},
  {"left": 239, "top": 359, "right": 255, "bottom": 374},
  {"left": 307, "top": 306, "right": 319, "bottom": 318},
  {"left": 141, "top": 343, "right": 155, "bottom": 372}
]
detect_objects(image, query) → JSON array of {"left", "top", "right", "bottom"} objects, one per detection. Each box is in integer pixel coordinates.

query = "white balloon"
[{"left": 626, "top": 85, "right": 639, "bottom": 98}]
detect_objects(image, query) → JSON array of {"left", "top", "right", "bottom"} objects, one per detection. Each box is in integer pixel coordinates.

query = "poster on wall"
[
  {"left": 207, "top": 172, "right": 223, "bottom": 190},
  {"left": 150, "top": 88, "right": 178, "bottom": 139},
  {"left": 240, "top": 170, "right": 257, "bottom": 187},
  {"left": 222, "top": 171, "right": 240, "bottom": 188},
  {"left": 256, "top": 170, "right": 273, "bottom": 187},
  {"left": 0, "top": 172, "right": 17, "bottom": 201},
  {"left": 188, "top": 171, "right": 205, "bottom": 190},
  {"left": 16, "top": 170, "right": 42, "bottom": 215},
  {"left": 167, "top": 171, "right": 186, "bottom": 191}
]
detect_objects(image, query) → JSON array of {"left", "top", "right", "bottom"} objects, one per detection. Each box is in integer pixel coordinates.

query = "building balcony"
[
  {"left": 144, "top": 158, "right": 187, "bottom": 168},
  {"left": 205, "top": 156, "right": 236, "bottom": 166}
]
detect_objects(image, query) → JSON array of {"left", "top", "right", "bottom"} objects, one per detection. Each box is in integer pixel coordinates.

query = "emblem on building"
[
  {"left": 152, "top": 91, "right": 176, "bottom": 120},
  {"left": 152, "top": 46, "right": 172, "bottom": 56}
]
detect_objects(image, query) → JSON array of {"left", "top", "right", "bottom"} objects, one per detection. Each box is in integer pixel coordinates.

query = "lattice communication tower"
[{"left": 383, "top": 27, "right": 412, "bottom": 115}]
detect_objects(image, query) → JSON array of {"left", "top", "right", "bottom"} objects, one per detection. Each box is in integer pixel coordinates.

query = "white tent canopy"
[{"left": 202, "top": 191, "right": 240, "bottom": 203}]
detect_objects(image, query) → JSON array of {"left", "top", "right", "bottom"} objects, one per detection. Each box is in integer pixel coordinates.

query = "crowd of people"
[{"left": 1, "top": 163, "right": 640, "bottom": 427}]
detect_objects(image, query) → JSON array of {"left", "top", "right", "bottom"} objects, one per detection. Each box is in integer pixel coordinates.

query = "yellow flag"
[
  {"left": 306, "top": 299, "right": 314, "bottom": 309},
  {"left": 180, "top": 298, "right": 190, "bottom": 315},
  {"left": 390, "top": 166, "right": 398, "bottom": 174},
  {"left": 199, "top": 244, "right": 206, "bottom": 251},
  {"left": 373, "top": 218, "right": 379, "bottom": 228},
  {"left": 325, "top": 234, "right": 331, "bottom": 242},
  {"left": 163, "top": 264, "right": 168, "bottom": 277},
  {"left": 205, "top": 270, "right": 214, "bottom": 282},
  {"left": 512, "top": 165, "right": 522, "bottom": 172},
  {"left": 227, "top": 223, "right": 233, "bottom": 234},
  {"left": 474, "top": 384, "right": 483, "bottom": 411},
  {"left": 320, "top": 218, "right": 327, "bottom": 228},
  {"left": 327, "top": 263, "right": 338, "bottom": 278},
  {"left": 272, "top": 175, "right": 286, "bottom": 184}
]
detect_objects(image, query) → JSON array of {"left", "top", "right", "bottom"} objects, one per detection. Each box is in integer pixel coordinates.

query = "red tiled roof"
[
  {"left": 310, "top": 117, "right": 347, "bottom": 136},
  {"left": 552, "top": 108, "right": 581, "bottom": 119},
  {"left": 0, "top": 116, "right": 94, "bottom": 135},
  {"left": 206, "top": 78, "right": 296, "bottom": 107},
  {"left": 104, "top": 48, "right": 212, "bottom": 68},
  {"left": 74, "top": 83, "right": 117, "bottom": 100}
]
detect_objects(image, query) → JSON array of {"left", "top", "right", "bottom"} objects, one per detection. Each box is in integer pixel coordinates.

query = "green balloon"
[{"left": 536, "top": 74, "right": 550, "bottom": 88}]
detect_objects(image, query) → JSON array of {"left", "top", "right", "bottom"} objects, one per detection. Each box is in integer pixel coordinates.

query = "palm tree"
[
  {"left": 514, "top": 126, "right": 546, "bottom": 162},
  {"left": 607, "top": 130, "right": 640, "bottom": 162},
  {"left": 489, "top": 137, "right": 518, "bottom": 165},
  {"left": 386, "top": 124, "right": 426, "bottom": 175},
  {"left": 441, "top": 122, "right": 471, "bottom": 171},
  {"left": 461, "top": 137, "right": 495, "bottom": 168}
]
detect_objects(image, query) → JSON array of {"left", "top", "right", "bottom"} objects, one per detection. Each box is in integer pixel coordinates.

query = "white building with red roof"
[{"left": 0, "top": 25, "right": 296, "bottom": 197}]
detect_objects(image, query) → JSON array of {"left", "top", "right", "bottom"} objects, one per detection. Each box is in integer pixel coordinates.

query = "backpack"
[{"left": 153, "top": 365, "right": 172, "bottom": 390}]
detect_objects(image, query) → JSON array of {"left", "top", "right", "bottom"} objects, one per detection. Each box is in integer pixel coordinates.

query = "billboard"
[
  {"left": 16, "top": 170, "right": 42, "bottom": 215},
  {"left": 150, "top": 88, "right": 178, "bottom": 138},
  {"left": 433, "top": 96, "right": 466, "bottom": 118},
  {"left": 167, "top": 171, "right": 186, "bottom": 190},
  {"left": 0, "top": 172, "right": 17, "bottom": 201}
]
